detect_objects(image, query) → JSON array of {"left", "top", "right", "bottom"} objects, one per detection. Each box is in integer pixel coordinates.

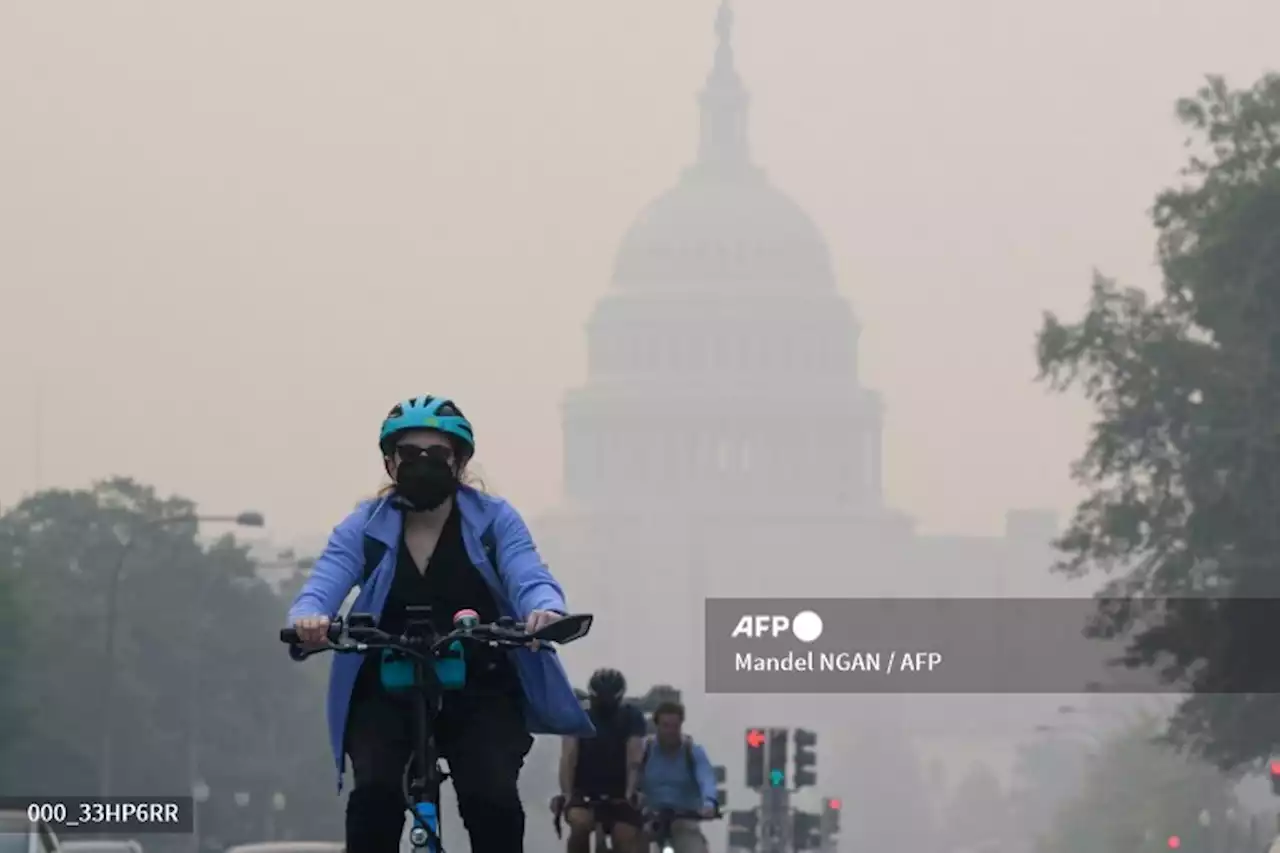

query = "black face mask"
[{"left": 393, "top": 451, "right": 459, "bottom": 512}]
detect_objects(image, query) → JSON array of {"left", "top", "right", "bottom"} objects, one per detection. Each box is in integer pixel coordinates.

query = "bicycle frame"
[
  {"left": 399, "top": 608, "right": 445, "bottom": 853},
  {"left": 646, "top": 808, "right": 713, "bottom": 853},
  {"left": 283, "top": 609, "right": 594, "bottom": 853},
  {"left": 584, "top": 797, "right": 628, "bottom": 852},
  {"left": 554, "top": 795, "right": 630, "bottom": 852}
]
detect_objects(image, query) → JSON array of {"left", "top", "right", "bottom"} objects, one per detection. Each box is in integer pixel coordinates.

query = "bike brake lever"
[{"left": 291, "top": 645, "right": 326, "bottom": 661}]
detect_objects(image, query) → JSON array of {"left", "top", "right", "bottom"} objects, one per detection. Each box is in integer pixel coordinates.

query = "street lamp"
[
  {"left": 99, "top": 510, "right": 265, "bottom": 798},
  {"left": 268, "top": 792, "right": 286, "bottom": 841},
  {"left": 191, "top": 780, "right": 210, "bottom": 853}
]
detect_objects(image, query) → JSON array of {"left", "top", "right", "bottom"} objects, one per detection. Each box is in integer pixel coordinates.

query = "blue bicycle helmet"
[{"left": 378, "top": 396, "right": 475, "bottom": 458}]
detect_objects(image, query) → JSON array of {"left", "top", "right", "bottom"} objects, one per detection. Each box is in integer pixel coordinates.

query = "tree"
[
  {"left": 0, "top": 479, "right": 339, "bottom": 848},
  {"left": 841, "top": 726, "right": 939, "bottom": 853},
  {"left": 1009, "top": 736, "right": 1091, "bottom": 849},
  {"left": 1036, "top": 72, "right": 1280, "bottom": 769},
  {"left": 0, "top": 550, "right": 27, "bottom": 770},
  {"left": 942, "top": 761, "right": 1013, "bottom": 850},
  {"left": 1039, "top": 717, "right": 1242, "bottom": 853}
]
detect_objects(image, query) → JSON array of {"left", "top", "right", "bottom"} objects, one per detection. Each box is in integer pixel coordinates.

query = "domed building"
[
  {"left": 543, "top": 0, "right": 915, "bottom": 687},
  {"left": 534, "top": 1, "right": 1075, "bottom": 800},
  {"left": 563, "top": 1, "right": 889, "bottom": 517}
]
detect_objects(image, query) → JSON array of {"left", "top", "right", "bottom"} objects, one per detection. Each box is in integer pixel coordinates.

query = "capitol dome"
[{"left": 611, "top": 1, "right": 836, "bottom": 294}]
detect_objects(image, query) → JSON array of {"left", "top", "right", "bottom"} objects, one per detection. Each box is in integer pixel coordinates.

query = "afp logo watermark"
[{"left": 730, "top": 610, "right": 824, "bottom": 643}]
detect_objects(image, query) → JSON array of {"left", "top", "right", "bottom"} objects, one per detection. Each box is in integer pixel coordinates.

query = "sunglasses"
[{"left": 395, "top": 444, "right": 454, "bottom": 463}]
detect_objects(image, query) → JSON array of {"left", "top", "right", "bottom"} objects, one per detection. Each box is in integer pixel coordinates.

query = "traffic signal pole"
[
  {"left": 760, "top": 786, "right": 790, "bottom": 853},
  {"left": 737, "top": 727, "right": 839, "bottom": 853},
  {"left": 761, "top": 729, "right": 790, "bottom": 853}
]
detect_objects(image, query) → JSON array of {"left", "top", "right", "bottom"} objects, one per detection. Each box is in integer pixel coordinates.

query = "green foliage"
[
  {"left": 1036, "top": 72, "right": 1280, "bottom": 768},
  {"left": 0, "top": 548, "right": 26, "bottom": 767},
  {"left": 1039, "top": 717, "right": 1242, "bottom": 853},
  {"left": 1010, "top": 736, "right": 1091, "bottom": 846},
  {"left": 0, "top": 479, "right": 338, "bottom": 847},
  {"left": 841, "top": 729, "right": 939, "bottom": 852},
  {"left": 942, "top": 761, "right": 1011, "bottom": 849}
]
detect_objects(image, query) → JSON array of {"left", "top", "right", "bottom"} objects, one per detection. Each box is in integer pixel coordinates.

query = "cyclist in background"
[
  {"left": 287, "top": 395, "right": 594, "bottom": 853},
  {"left": 554, "top": 668, "right": 647, "bottom": 851},
  {"left": 637, "top": 701, "right": 718, "bottom": 853}
]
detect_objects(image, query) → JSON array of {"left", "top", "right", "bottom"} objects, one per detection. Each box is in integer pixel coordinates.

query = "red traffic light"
[
  {"left": 746, "top": 729, "right": 766, "bottom": 748},
  {"left": 828, "top": 799, "right": 841, "bottom": 811},
  {"left": 1270, "top": 760, "right": 1280, "bottom": 776},
  {"left": 1167, "top": 836, "right": 1180, "bottom": 849}
]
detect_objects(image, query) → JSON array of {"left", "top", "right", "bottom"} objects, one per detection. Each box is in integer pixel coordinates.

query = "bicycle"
[
  {"left": 644, "top": 807, "right": 719, "bottom": 853},
  {"left": 552, "top": 794, "right": 637, "bottom": 851},
  {"left": 280, "top": 606, "right": 593, "bottom": 853}
]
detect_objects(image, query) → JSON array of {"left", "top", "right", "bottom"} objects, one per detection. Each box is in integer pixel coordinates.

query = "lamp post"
[
  {"left": 99, "top": 511, "right": 264, "bottom": 798},
  {"left": 234, "top": 792, "right": 251, "bottom": 845},
  {"left": 192, "top": 780, "right": 210, "bottom": 853},
  {"left": 267, "top": 792, "right": 286, "bottom": 841}
]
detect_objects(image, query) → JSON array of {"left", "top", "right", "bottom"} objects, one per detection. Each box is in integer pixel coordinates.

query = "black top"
[
  {"left": 573, "top": 703, "right": 648, "bottom": 796},
  {"left": 356, "top": 504, "right": 517, "bottom": 697}
]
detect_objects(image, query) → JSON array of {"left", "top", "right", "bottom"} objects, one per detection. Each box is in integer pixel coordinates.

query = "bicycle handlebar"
[
  {"left": 646, "top": 808, "right": 719, "bottom": 821},
  {"left": 280, "top": 611, "right": 592, "bottom": 662},
  {"left": 646, "top": 807, "right": 719, "bottom": 848}
]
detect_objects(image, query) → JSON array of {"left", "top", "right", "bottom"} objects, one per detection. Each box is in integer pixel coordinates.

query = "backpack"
[
  {"left": 360, "top": 525, "right": 501, "bottom": 587},
  {"left": 639, "top": 735, "right": 699, "bottom": 789}
]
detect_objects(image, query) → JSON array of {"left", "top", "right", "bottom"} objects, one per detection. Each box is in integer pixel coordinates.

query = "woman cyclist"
[{"left": 288, "top": 395, "right": 594, "bottom": 853}]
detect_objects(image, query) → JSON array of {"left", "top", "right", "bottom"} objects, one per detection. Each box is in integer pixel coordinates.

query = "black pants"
[{"left": 344, "top": 681, "right": 533, "bottom": 853}]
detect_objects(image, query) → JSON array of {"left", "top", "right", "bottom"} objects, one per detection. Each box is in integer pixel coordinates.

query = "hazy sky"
[{"left": 3, "top": 0, "right": 1278, "bottom": 543}]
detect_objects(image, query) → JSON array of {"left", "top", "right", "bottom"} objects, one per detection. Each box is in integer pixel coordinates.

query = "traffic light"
[
  {"left": 1270, "top": 759, "right": 1280, "bottom": 795},
  {"left": 728, "top": 809, "right": 759, "bottom": 850},
  {"left": 793, "top": 811, "right": 822, "bottom": 850},
  {"left": 767, "top": 728, "right": 789, "bottom": 788},
  {"left": 745, "top": 728, "right": 766, "bottom": 789},
  {"left": 714, "top": 764, "right": 727, "bottom": 808},
  {"left": 822, "top": 797, "right": 841, "bottom": 837},
  {"left": 1167, "top": 836, "right": 1181, "bottom": 849},
  {"left": 793, "top": 728, "right": 817, "bottom": 788}
]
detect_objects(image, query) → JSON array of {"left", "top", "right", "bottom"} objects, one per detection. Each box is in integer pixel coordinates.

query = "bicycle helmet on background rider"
[
  {"left": 379, "top": 395, "right": 475, "bottom": 460},
  {"left": 588, "top": 668, "right": 627, "bottom": 712}
]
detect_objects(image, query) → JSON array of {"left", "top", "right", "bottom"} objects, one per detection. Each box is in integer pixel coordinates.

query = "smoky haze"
[{"left": 3, "top": 0, "right": 1276, "bottom": 851}]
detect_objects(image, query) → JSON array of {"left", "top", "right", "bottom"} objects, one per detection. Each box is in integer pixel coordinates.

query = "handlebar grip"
[{"left": 280, "top": 621, "right": 342, "bottom": 644}]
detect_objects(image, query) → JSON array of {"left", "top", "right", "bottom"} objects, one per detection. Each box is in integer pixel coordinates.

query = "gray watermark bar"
[
  {"left": 705, "top": 597, "right": 1279, "bottom": 693},
  {"left": 0, "top": 797, "right": 194, "bottom": 835}
]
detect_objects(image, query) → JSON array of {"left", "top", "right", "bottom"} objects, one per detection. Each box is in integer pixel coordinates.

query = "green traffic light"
[{"left": 770, "top": 769, "right": 785, "bottom": 787}]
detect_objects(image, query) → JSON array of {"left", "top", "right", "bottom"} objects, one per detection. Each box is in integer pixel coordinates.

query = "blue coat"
[{"left": 287, "top": 487, "right": 595, "bottom": 789}]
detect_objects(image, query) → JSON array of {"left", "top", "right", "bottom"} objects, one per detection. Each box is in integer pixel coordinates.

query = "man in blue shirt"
[{"left": 637, "top": 701, "right": 718, "bottom": 853}]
